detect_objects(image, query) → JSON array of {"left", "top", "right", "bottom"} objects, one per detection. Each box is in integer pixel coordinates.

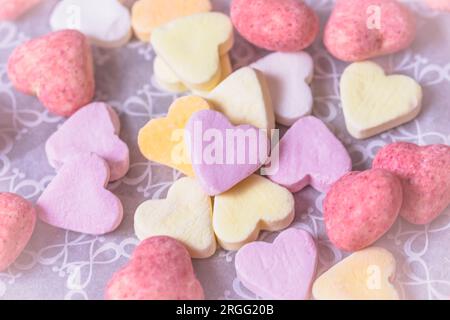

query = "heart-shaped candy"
[
  {"left": 312, "top": 247, "right": 399, "bottom": 300},
  {"left": 46, "top": 102, "right": 129, "bottom": 181},
  {"left": 251, "top": 52, "right": 314, "bottom": 126},
  {"left": 213, "top": 174, "right": 295, "bottom": 251},
  {"left": 36, "top": 153, "right": 123, "bottom": 235},
  {"left": 0, "top": 0, "right": 41, "bottom": 21},
  {"left": 134, "top": 177, "right": 215, "bottom": 258},
  {"left": 50, "top": 0, "right": 132, "bottom": 48},
  {"left": 324, "top": 0, "right": 416, "bottom": 61},
  {"left": 7, "top": 30, "right": 95, "bottom": 117},
  {"left": 131, "top": 0, "right": 211, "bottom": 42},
  {"left": 207, "top": 67, "right": 275, "bottom": 131},
  {"left": 185, "top": 110, "right": 269, "bottom": 196},
  {"left": 0, "top": 193, "right": 36, "bottom": 272},
  {"left": 425, "top": 0, "right": 450, "bottom": 11},
  {"left": 235, "top": 228, "right": 317, "bottom": 300},
  {"left": 106, "top": 236, "right": 204, "bottom": 300},
  {"left": 324, "top": 169, "right": 403, "bottom": 251},
  {"left": 151, "top": 12, "right": 233, "bottom": 91},
  {"left": 138, "top": 96, "right": 211, "bottom": 177},
  {"left": 268, "top": 116, "right": 352, "bottom": 193},
  {"left": 340, "top": 61, "right": 422, "bottom": 139},
  {"left": 373, "top": 142, "right": 450, "bottom": 225}
]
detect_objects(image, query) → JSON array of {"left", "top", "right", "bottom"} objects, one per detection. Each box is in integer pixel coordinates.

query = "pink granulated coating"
[
  {"left": 7, "top": 30, "right": 95, "bottom": 117},
  {"left": 0, "top": 193, "right": 36, "bottom": 272},
  {"left": 324, "top": 0, "right": 416, "bottom": 61},
  {"left": 105, "top": 236, "right": 205, "bottom": 300},
  {"left": 324, "top": 169, "right": 403, "bottom": 252},
  {"left": 373, "top": 142, "right": 450, "bottom": 225},
  {"left": 425, "top": 0, "right": 450, "bottom": 11},
  {"left": 0, "top": 0, "right": 41, "bottom": 21},
  {"left": 230, "top": 0, "right": 319, "bottom": 52}
]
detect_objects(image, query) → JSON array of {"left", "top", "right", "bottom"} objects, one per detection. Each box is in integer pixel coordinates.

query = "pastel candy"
[
  {"left": 106, "top": 236, "right": 204, "bottom": 300},
  {"left": 185, "top": 110, "right": 269, "bottom": 196},
  {"left": 312, "top": 247, "right": 400, "bottom": 300},
  {"left": 340, "top": 61, "right": 422, "bottom": 139},
  {"left": 7, "top": 30, "right": 95, "bottom": 117},
  {"left": 134, "top": 177, "right": 215, "bottom": 259},
  {"left": 50, "top": 0, "right": 132, "bottom": 48},
  {"left": 138, "top": 96, "right": 211, "bottom": 177},
  {"left": 151, "top": 12, "right": 233, "bottom": 91},
  {"left": 36, "top": 153, "right": 123, "bottom": 235},
  {"left": 425, "top": 0, "right": 450, "bottom": 11},
  {"left": 324, "top": 0, "right": 416, "bottom": 61},
  {"left": 268, "top": 116, "right": 352, "bottom": 193},
  {"left": 131, "top": 0, "right": 211, "bottom": 42},
  {"left": 0, "top": 193, "right": 36, "bottom": 272},
  {"left": 373, "top": 142, "right": 450, "bottom": 225},
  {"left": 0, "top": 0, "right": 41, "bottom": 21},
  {"left": 213, "top": 174, "right": 295, "bottom": 251},
  {"left": 324, "top": 169, "right": 403, "bottom": 252},
  {"left": 251, "top": 52, "right": 314, "bottom": 126},
  {"left": 207, "top": 67, "right": 275, "bottom": 131},
  {"left": 235, "top": 228, "right": 317, "bottom": 300},
  {"left": 46, "top": 102, "right": 129, "bottom": 181},
  {"left": 231, "top": 0, "right": 319, "bottom": 52}
]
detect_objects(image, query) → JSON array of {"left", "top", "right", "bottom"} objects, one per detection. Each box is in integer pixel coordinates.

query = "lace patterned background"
[{"left": 0, "top": 0, "right": 449, "bottom": 300}]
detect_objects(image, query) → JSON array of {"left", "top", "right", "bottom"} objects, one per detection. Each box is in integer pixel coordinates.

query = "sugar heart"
[
  {"left": 138, "top": 96, "right": 211, "bottom": 177},
  {"left": 312, "top": 247, "right": 399, "bottom": 300},
  {"left": 7, "top": 30, "right": 95, "bottom": 117},
  {"left": 235, "top": 228, "right": 317, "bottom": 300},
  {"left": 185, "top": 110, "right": 269, "bottom": 196},
  {"left": 425, "top": 0, "right": 450, "bottom": 11},
  {"left": 213, "top": 174, "right": 295, "bottom": 251},
  {"left": 373, "top": 142, "right": 450, "bottom": 225},
  {"left": 46, "top": 102, "right": 129, "bottom": 182},
  {"left": 50, "top": 0, "right": 132, "bottom": 48},
  {"left": 340, "top": 61, "right": 422, "bottom": 139},
  {"left": 251, "top": 52, "right": 314, "bottom": 126},
  {"left": 207, "top": 67, "right": 275, "bottom": 131},
  {"left": 151, "top": 12, "right": 233, "bottom": 91},
  {"left": 324, "top": 169, "right": 403, "bottom": 252},
  {"left": 324, "top": 0, "right": 416, "bottom": 61},
  {"left": 106, "top": 236, "right": 204, "bottom": 300},
  {"left": 231, "top": 0, "right": 319, "bottom": 52},
  {"left": 134, "top": 177, "right": 215, "bottom": 258},
  {"left": 36, "top": 153, "right": 123, "bottom": 235},
  {"left": 268, "top": 116, "right": 352, "bottom": 193},
  {"left": 0, "top": 0, "right": 41, "bottom": 21},
  {"left": 0, "top": 193, "right": 36, "bottom": 272},
  {"left": 131, "top": 0, "right": 211, "bottom": 42}
]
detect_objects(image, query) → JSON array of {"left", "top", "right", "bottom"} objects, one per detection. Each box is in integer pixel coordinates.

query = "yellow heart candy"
[
  {"left": 213, "top": 175, "right": 295, "bottom": 251},
  {"left": 151, "top": 12, "right": 234, "bottom": 91},
  {"left": 312, "top": 247, "right": 400, "bottom": 300},
  {"left": 207, "top": 67, "right": 275, "bottom": 131},
  {"left": 340, "top": 61, "right": 422, "bottom": 139},
  {"left": 131, "top": 0, "right": 212, "bottom": 42},
  {"left": 138, "top": 95, "right": 211, "bottom": 176},
  {"left": 134, "top": 177, "right": 215, "bottom": 258}
]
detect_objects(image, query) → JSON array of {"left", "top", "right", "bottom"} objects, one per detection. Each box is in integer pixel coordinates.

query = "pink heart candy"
[
  {"left": 235, "top": 228, "right": 318, "bottom": 300},
  {"left": 0, "top": 0, "right": 41, "bottom": 21},
  {"left": 46, "top": 102, "right": 129, "bottom": 181},
  {"left": 268, "top": 116, "right": 352, "bottom": 193},
  {"left": 36, "top": 153, "right": 123, "bottom": 235},
  {"left": 106, "top": 236, "right": 204, "bottom": 300},
  {"left": 185, "top": 110, "right": 269, "bottom": 196}
]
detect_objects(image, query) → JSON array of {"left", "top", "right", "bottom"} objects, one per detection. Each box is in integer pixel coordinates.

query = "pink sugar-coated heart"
[
  {"left": 0, "top": 0, "right": 41, "bottom": 20},
  {"left": 373, "top": 142, "right": 450, "bottom": 225},
  {"left": 324, "top": 0, "right": 416, "bottom": 61},
  {"left": 105, "top": 236, "right": 204, "bottom": 300},
  {"left": 7, "top": 30, "right": 95, "bottom": 117},
  {"left": 267, "top": 116, "right": 352, "bottom": 193},
  {"left": 185, "top": 110, "right": 269, "bottom": 196},
  {"left": 235, "top": 228, "right": 317, "bottom": 300},
  {"left": 324, "top": 169, "right": 403, "bottom": 252},
  {"left": 36, "top": 153, "right": 123, "bottom": 235},
  {"left": 46, "top": 102, "right": 129, "bottom": 181},
  {"left": 0, "top": 193, "right": 36, "bottom": 272}
]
